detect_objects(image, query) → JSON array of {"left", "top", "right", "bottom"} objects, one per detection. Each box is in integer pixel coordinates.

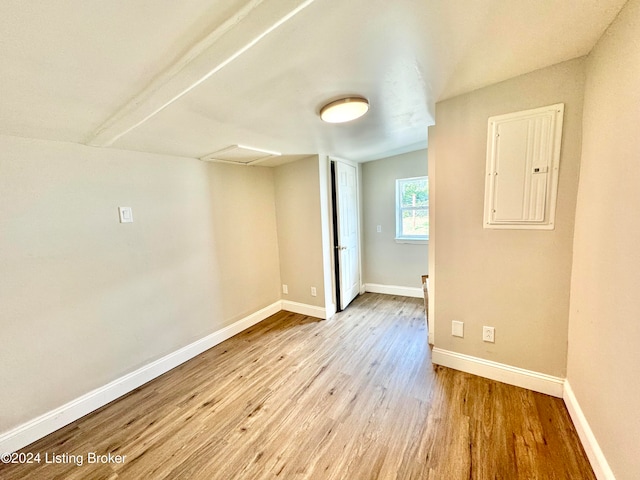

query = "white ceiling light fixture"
[{"left": 320, "top": 96, "right": 369, "bottom": 123}]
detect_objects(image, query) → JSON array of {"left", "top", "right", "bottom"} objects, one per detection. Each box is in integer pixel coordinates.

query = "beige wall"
[
  {"left": 431, "top": 58, "right": 585, "bottom": 376},
  {"left": 207, "top": 162, "right": 282, "bottom": 321},
  {"left": 0, "top": 135, "right": 281, "bottom": 432},
  {"left": 567, "top": 0, "right": 640, "bottom": 477},
  {"left": 274, "top": 156, "right": 326, "bottom": 308},
  {"left": 427, "top": 126, "right": 437, "bottom": 342},
  {"left": 362, "top": 150, "right": 428, "bottom": 288}
]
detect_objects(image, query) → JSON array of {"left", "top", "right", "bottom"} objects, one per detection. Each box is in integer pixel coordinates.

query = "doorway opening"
[
  {"left": 330, "top": 161, "right": 342, "bottom": 311},
  {"left": 330, "top": 159, "right": 361, "bottom": 312}
]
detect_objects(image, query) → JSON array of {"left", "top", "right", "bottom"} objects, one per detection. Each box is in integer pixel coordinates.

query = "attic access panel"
[
  {"left": 483, "top": 103, "right": 564, "bottom": 230},
  {"left": 200, "top": 145, "right": 280, "bottom": 165}
]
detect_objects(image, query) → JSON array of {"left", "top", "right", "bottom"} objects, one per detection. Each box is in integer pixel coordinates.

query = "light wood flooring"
[{"left": 1, "top": 293, "right": 595, "bottom": 479}]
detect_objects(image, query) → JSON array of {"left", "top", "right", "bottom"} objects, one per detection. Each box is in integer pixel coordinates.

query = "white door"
[{"left": 335, "top": 161, "right": 360, "bottom": 309}]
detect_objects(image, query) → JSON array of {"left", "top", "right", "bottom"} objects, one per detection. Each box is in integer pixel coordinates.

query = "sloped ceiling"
[{"left": 0, "top": 0, "right": 627, "bottom": 163}]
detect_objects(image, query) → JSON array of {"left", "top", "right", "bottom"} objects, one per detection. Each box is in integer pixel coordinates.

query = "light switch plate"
[
  {"left": 119, "top": 207, "right": 133, "bottom": 223},
  {"left": 452, "top": 320, "right": 464, "bottom": 338}
]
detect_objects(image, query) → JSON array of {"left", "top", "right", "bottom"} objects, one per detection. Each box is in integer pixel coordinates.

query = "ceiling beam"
[{"left": 87, "top": 0, "right": 317, "bottom": 147}]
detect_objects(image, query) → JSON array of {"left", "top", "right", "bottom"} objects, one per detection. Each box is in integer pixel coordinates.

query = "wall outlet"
[
  {"left": 483, "top": 326, "right": 495, "bottom": 343},
  {"left": 376, "top": 225, "right": 382, "bottom": 233},
  {"left": 282, "top": 284, "right": 288, "bottom": 294},
  {"left": 311, "top": 286, "right": 317, "bottom": 297},
  {"left": 452, "top": 320, "right": 464, "bottom": 337}
]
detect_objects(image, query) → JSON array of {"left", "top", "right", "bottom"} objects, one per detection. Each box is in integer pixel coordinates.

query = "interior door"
[{"left": 335, "top": 161, "right": 360, "bottom": 309}]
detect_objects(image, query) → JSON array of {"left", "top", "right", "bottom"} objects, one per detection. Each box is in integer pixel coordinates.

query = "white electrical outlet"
[
  {"left": 376, "top": 225, "right": 382, "bottom": 233},
  {"left": 452, "top": 320, "right": 464, "bottom": 337},
  {"left": 483, "top": 326, "right": 495, "bottom": 343},
  {"left": 282, "top": 284, "right": 288, "bottom": 294},
  {"left": 311, "top": 287, "right": 317, "bottom": 297}
]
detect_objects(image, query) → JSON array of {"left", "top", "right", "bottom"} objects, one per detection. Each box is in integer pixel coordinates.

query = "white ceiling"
[{"left": 0, "top": 0, "right": 627, "bottom": 163}]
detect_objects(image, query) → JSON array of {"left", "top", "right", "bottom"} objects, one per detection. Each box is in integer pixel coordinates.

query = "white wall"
[
  {"left": 0, "top": 135, "right": 281, "bottom": 433},
  {"left": 361, "top": 149, "right": 428, "bottom": 289},
  {"left": 430, "top": 58, "right": 585, "bottom": 377},
  {"left": 567, "top": 0, "right": 640, "bottom": 477}
]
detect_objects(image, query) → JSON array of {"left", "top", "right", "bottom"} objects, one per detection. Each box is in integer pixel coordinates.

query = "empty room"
[{"left": 1, "top": 1, "right": 638, "bottom": 479}]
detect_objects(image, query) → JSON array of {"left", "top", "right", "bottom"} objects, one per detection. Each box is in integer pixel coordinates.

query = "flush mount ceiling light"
[{"left": 320, "top": 96, "right": 369, "bottom": 123}]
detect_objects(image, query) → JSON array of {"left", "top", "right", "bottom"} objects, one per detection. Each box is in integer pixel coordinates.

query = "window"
[{"left": 396, "top": 176, "right": 428, "bottom": 242}]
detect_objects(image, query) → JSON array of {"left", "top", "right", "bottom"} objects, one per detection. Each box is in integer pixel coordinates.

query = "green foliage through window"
[{"left": 396, "top": 176, "right": 428, "bottom": 240}]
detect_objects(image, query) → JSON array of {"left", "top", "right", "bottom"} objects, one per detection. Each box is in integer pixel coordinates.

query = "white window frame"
[{"left": 395, "top": 176, "right": 428, "bottom": 243}]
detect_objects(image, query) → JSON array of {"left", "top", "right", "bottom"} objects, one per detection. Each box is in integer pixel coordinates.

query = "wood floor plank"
[{"left": 1, "top": 293, "right": 595, "bottom": 480}]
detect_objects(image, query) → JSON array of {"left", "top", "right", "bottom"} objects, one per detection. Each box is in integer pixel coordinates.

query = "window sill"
[{"left": 395, "top": 237, "right": 428, "bottom": 245}]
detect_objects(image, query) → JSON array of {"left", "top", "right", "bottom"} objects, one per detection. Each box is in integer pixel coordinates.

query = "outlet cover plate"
[{"left": 483, "top": 326, "right": 495, "bottom": 343}]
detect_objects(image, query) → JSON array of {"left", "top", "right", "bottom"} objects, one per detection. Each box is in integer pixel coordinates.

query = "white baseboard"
[
  {"left": 563, "top": 381, "right": 615, "bottom": 480},
  {"left": 0, "top": 301, "right": 282, "bottom": 455},
  {"left": 364, "top": 283, "right": 423, "bottom": 298},
  {"left": 431, "top": 348, "right": 565, "bottom": 397},
  {"left": 281, "top": 300, "right": 327, "bottom": 319}
]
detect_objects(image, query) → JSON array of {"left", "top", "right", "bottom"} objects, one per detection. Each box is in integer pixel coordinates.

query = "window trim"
[{"left": 395, "top": 176, "right": 429, "bottom": 242}]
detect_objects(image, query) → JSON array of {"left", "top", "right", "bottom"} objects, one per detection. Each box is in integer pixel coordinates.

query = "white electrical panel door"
[{"left": 484, "top": 103, "right": 564, "bottom": 229}]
